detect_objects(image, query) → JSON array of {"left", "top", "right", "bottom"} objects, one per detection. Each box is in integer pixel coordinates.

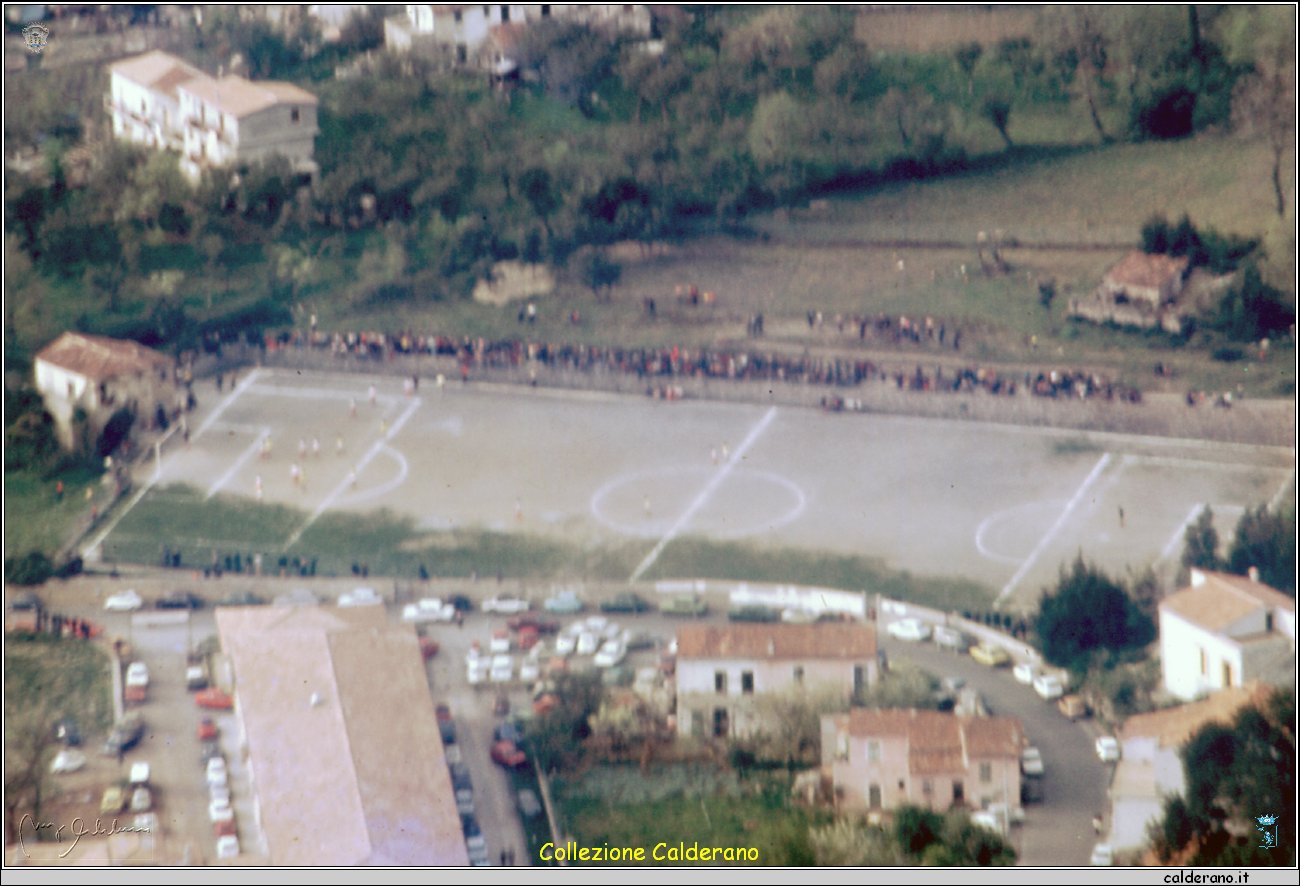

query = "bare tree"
[
  {"left": 1233, "top": 53, "right": 1296, "bottom": 218},
  {"left": 4, "top": 701, "right": 59, "bottom": 846}
]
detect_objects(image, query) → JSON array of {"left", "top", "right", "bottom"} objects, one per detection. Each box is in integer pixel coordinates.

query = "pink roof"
[
  {"left": 180, "top": 74, "right": 317, "bottom": 119},
  {"left": 35, "top": 332, "right": 171, "bottom": 382}
]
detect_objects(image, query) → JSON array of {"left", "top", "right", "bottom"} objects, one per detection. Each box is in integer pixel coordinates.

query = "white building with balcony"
[{"left": 107, "top": 50, "right": 318, "bottom": 184}]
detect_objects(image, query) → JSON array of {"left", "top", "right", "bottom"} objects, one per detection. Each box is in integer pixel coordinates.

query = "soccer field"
[{"left": 91, "top": 368, "right": 1294, "bottom": 610}]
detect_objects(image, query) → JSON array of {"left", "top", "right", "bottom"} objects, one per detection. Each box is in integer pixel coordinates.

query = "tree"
[
  {"left": 894, "top": 805, "right": 945, "bottom": 856},
  {"left": 808, "top": 819, "right": 903, "bottom": 866},
  {"left": 526, "top": 670, "right": 604, "bottom": 773},
  {"left": 1050, "top": 6, "right": 1116, "bottom": 143},
  {"left": 1153, "top": 689, "right": 1296, "bottom": 865},
  {"left": 519, "top": 168, "right": 560, "bottom": 240},
  {"left": 1180, "top": 506, "right": 1223, "bottom": 580},
  {"left": 745, "top": 686, "right": 846, "bottom": 769},
  {"left": 3, "top": 699, "right": 59, "bottom": 845},
  {"left": 1226, "top": 502, "right": 1297, "bottom": 595},
  {"left": 1035, "top": 555, "right": 1156, "bottom": 671},
  {"left": 582, "top": 251, "right": 621, "bottom": 300},
  {"left": 1227, "top": 9, "right": 1296, "bottom": 217},
  {"left": 1213, "top": 264, "right": 1297, "bottom": 343},
  {"left": 981, "top": 96, "right": 1014, "bottom": 148}
]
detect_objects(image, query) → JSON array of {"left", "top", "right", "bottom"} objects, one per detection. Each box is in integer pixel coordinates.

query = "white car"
[
  {"left": 401, "top": 598, "right": 455, "bottom": 623},
  {"left": 206, "top": 756, "right": 228, "bottom": 787},
  {"left": 1095, "top": 736, "right": 1121, "bottom": 763},
  {"left": 519, "top": 659, "right": 541, "bottom": 683},
  {"left": 886, "top": 618, "right": 932, "bottom": 642},
  {"left": 1020, "top": 746, "right": 1044, "bottom": 777},
  {"left": 554, "top": 633, "right": 577, "bottom": 656},
  {"left": 105, "top": 590, "right": 144, "bottom": 612},
  {"left": 1012, "top": 662, "right": 1038, "bottom": 685},
  {"left": 126, "top": 662, "right": 150, "bottom": 688},
  {"left": 208, "top": 796, "right": 234, "bottom": 823},
  {"left": 50, "top": 749, "right": 87, "bottom": 774},
  {"left": 970, "top": 810, "right": 1003, "bottom": 834},
  {"left": 594, "top": 640, "right": 626, "bottom": 668},
  {"left": 489, "top": 655, "right": 513, "bottom": 683},
  {"left": 209, "top": 783, "right": 231, "bottom": 806},
  {"left": 216, "top": 834, "right": 240, "bottom": 859},
  {"left": 1033, "top": 674, "right": 1065, "bottom": 701},
  {"left": 576, "top": 632, "right": 600, "bottom": 656},
  {"left": 1090, "top": 843, "right": 1114, "bottom": 866},
  {"left": 338, "top": 587, "right": 382, "bottom": 607},
  {"left": 482, "top": 596, "right": 530, "bottom": 614},
  {"left": 466, "top": 663, "right": 487, "bottom": 686},
  {"left": 489, "top": 632, "right": 511, "bottom": 654},
  {"left": 129, "top": 761, "right": 151, "bottom": 785}
]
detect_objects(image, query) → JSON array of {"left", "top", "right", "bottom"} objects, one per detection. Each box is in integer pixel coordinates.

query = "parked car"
[
  {"left": 933, "top": 625, "right": 971, "bottom": 652},
  {"left": 419, "top": 637, "right": 440, "bottom": 660},
  {"left": 130, "top": 786, "right": 153, "bottom": 813},
  {"left": 621, "top": 629, "right": 657, "bottom": 651},
  {"left": 490, "top": 739, "right": 527, "bottom": 768},
  {"left": 493, "top": 721, "right": 524, "bottom": 743},
  {"left": 600, "top": 592, "right": 650, "bottom": 614},
  {"left": 461, "top": 814, "right": 487, "bottom": 857},
  {"left": 727, "top": 605, "right": 780, "bottom": 623},
  {"left": 554, "top": 633, "right": 577, "bottom": 656},
  {"left": 661, "top": 594, "right": 709, "bottom": 617},
  {"left": 1033, "top": 673, "right": 1065, "bottom": 701},
  {"left": 215, "top": 834, "right": 240, "bottom": 859},
  {"left": 104, "top": 590, "right": 144, "bottom": 612},
  {"left": 129, "top": 761, "right": 151, "bottom": 786},
  {"left": 209, "top": 796, "right": 233, "bottom": 823},
  {"left": 200, "top": 740, "right": 222, "bottom": 765},
  {"left": 156, "top": 590, "right": 204, "bottom": 610},
  {"left": 517, "top": 788, "right": 542, "bottom": 819},
  {"left": 1020, "top": 746, "right": 1044, "bottom": 778},
  {"left": 402, "top": 598, "right": 455, "bottom": 623},
  {"left": 886, "top": 618, "right": 932, "bottom": 642},
  {"left": 1095, "top": 735, "right": 1121, "bottom": 763},
  {"left": 100, "top": 785, "right": 127, "bottom": 815},
  {"left": 186, "top": 661, "right": 210, "bottom": 691},
  {"left": 196, "top": 688, "right": 234, "bottom": 710},
  {"left": 206, "top": 756, "right": 228, "bottom": 788},
  {"left": 1090, "top": 843, "right": 1115, "bottom": 866},
  {"left": 970, "top": 643, "right": 1011, "bottom": 667},
  {"left": 126, "top": 661, "right": 150, "bottom": 687},
  {"left": 449, "top": 762, "right": 473, "bottom": 792},
  {"left": 490, "top": 630, "right": 511, "bottom": 654},
  {"left": 544, "top": 591, "right": 585, "bottom": 614},
  {"left": 507, "top": 614, "right": 560, "bottom": 634},
  {"left": 439, "top": 719, "right": 457, "bottom": 745},
  {"left": 483, "top": 596, "right": 530, "bottom": 614},
  {"left": 54, "top": 716, "right": 82, "bottom": 747},
  {"left": 576, "top": 632, "right": 599, "bottom": 656},
  {"left": 198, "top": 718, "right": 219, "bottom": 741},
  {"left": 594, "top": 640, "right": 626, "bottom": 668},
  {"left": 435, "top": 703, "right": 452, "bottom": 723},
  {"left": 455, "top": 787, "right": 475, "bottom": 816},
  {"left": 50, "top": 749, "right": 87, "bottom": 774},
  {"left": 102, "top": 713, "right": 145, "bottom": 757},
  {"left": 1012, "top": 662, "right": 1038, "bottom": 685},
  {"left": 1058, "top": 694, "right": 1090, "bottom": 721},
  {"left": 338, "top": 587, "right": 382, "bottom": 607},
  {"left": 447, "top": 594, "right": 473, "bottom": 613}
]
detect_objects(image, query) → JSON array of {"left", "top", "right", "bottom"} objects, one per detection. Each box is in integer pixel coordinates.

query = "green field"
[
  {"left": 3, "top": 465, "right": 109, "bottom": 561},
  {"left": 4, "top": 635, "right": 115, "bottom": 743}
]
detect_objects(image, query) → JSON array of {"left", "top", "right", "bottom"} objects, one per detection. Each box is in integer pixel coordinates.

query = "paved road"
[{"left": 879, "top": 634, "right": 1111, "bottom": 866}]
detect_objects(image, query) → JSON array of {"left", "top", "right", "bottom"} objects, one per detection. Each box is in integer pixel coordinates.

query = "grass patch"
[
  {"left": 4, "top": 634, "right": 115, "bottom": 741},
  {"left": 3, "top": 465, "right": 106, "bottom": 560},
  {"left": 103, "top": 485, "right": 994, "bottom": 608},
  {"left": 552, "top": 765, "right": 826, "bottom": 866},
  {"left": 1050, "top": 437, "right": 1103, "bottom": 457},
  {"left": 645, "top": 537, "right": 995, "bottom": 612}
]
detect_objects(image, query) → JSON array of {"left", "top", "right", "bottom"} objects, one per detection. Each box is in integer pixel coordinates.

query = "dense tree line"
[{"left": 1180, "top": 501, "right": 1296, "bottom": 595}]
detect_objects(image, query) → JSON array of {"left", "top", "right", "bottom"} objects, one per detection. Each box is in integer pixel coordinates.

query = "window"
[
  {"left": 741, "top": 671, "right": 754, "bottom": 694},
  {"left": 922, "top": 780, "right": 932, "bottom": 795},
  {"left": 541, "top": 4, "right": 551, "bottom": 16},
  {"left": 712, "top": 707, "right": 729, "bottom": 738},
  {"left": 1199, "top": 648, "right": 1208, "bottom": 676},
  {"left": 897, "top": 779, "right": 905, "bottom": 791},
  {"left": 868, "top": 784, "right": 882, "bottom": 809},
  {"left": 854, "top": 665, "right": 867, "bottom": 695},
  {"left": 1222, "top": 661, "right": 1234, "bottom": 687},
  {"left": 714, "top": 671, "right": 727, "bottom": 694},
  {"left": 835, "top": 731, "right": 849, "bottom": 762},
  {"left": 793, "top": 666, "right": 804, "bottom": 684},
  {"left": 952, "top": 780, "right": 964, "bottom": 803},
  {"left": 867, "top": 741, "right": 880, "bottom": 763},
  {"left": 290, "top": 107, "right": 300, "bottom": 124},
  {"left": 979, "top": 762, "right": 992, "bottom": 783},
  {"left": 454, "top": 10, "right": 462, "bottom": 23},
  {"left": 500, "top": 5, "right": 510, "bottom": 22}
]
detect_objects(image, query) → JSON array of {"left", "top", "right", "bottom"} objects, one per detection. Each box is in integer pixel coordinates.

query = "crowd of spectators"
[{"left": 258, "top": 324, "right": 1143, "bottom": 408}]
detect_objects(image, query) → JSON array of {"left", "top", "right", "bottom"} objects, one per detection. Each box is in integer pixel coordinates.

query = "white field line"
[
  {"left": 1269, "top": 468, "right": 1296, "bottom": 513},
  {"left": 996, "top": 452, "right": 1112, "bottom": 604},
  {"left": 629, "top": 406, "right": 778, "bottom": 583},
  {"left": 1160, "top": 503, "right": 1207, "bottom": 563},
  {"left": 248, "top": 383, "right": 398, "bottom": 403},
  {"left": 282, "top": 396, "right": 422, "bottom": 549},
  {"left": 207, "top": 427, "right": 270, "bottom": 500},
  {"left": 81, "top": 369, "right": 260, "bottom": 560}
]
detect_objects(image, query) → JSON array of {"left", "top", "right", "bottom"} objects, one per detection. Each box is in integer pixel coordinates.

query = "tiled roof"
[
  {"left": 677, "top": 622, "right": 876, "bottom": 661},
  {"left": 1105, "top": 250, "right": 1190, "bottom": 290},
  {"left": 35, "top": 332, "right": 172, "bottom": 382},
  {"left": 1120, "top": 683, "right": 1270, "bottom": 748},
  {"left": 844, "top": 708, "right": 1022, "bottom": 774},
  {"left": 1161, "top": 570, "right": 1294, "bottom": 632},
  {"left": 181, "top": 74, "right": 317, "bottom": 119},
  {"left": 109, "top": 50, "right": 205, "bottom": 98},
  {"left": 215, "top": 605, "right": 467, "bottom": 866}
]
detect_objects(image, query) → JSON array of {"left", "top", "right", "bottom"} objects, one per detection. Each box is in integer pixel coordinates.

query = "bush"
[{"left": 5, "top": 551, "right": 55, "bottom": 586}]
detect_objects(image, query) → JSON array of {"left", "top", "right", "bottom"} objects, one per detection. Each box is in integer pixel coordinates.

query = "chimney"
[{"left": 1248, "top": 566, "right": 1260, "bottom": 583}]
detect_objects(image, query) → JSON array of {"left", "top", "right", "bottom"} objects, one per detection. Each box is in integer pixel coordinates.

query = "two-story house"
[
  {"left": 1108, "top": 683, "right": 1269, "bottom": 854},
  {"left": 107, "top": 50, "right": 318, "bottom": 184},
  {"left": 1158, "top": 568, "right": 1295, "bottom": 702},
  {"left": 34, "top": 332, "right": 177, "bottom": 452},
  {"left": 674, "top": 622, "right": 878, "bottom": 739},
  {"left": 820, "top": 708, "right": 1024, "bottom": 815}
]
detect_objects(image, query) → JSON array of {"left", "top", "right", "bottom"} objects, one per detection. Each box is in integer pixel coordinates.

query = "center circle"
[{"left": 590, "top": 465, "right": 807, "bottom": 540}]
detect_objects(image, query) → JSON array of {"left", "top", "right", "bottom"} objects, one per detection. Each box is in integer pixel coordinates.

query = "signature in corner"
[{"left": 17, "top": 814, "right": 151, "bottom": 859}]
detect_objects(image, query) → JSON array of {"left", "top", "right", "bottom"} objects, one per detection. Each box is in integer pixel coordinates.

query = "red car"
[
  {"left": 213, "top": 817, "right": 237, "bottom": 838},
  {"left": 490, "top": 739, "right": 527, "bottom": 769},
  {"left": 435, "top": 703, "right": 452, "bottom": 723},
  {"left": 507, "top": 615, "right": 560, "bottom": 634},
  {"left": 196, "top": 688, "right": 234, "bottom": 710},
  {"left": 419, "top": 637, "right": 440, "bottom": 660},
  {"left": 517, "top": 626, "right": 540, "bottom": 651},
  {"left": 197, "top": 717, "right": 219, "bottom": 741}
]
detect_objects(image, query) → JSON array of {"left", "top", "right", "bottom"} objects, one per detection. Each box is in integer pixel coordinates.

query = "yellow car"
[
  {"left": 970, "top": 643, "right": 1011, "bottom": 667},
  {"left": 100, "top": 785, "right": 126, "bottom": 815}
]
